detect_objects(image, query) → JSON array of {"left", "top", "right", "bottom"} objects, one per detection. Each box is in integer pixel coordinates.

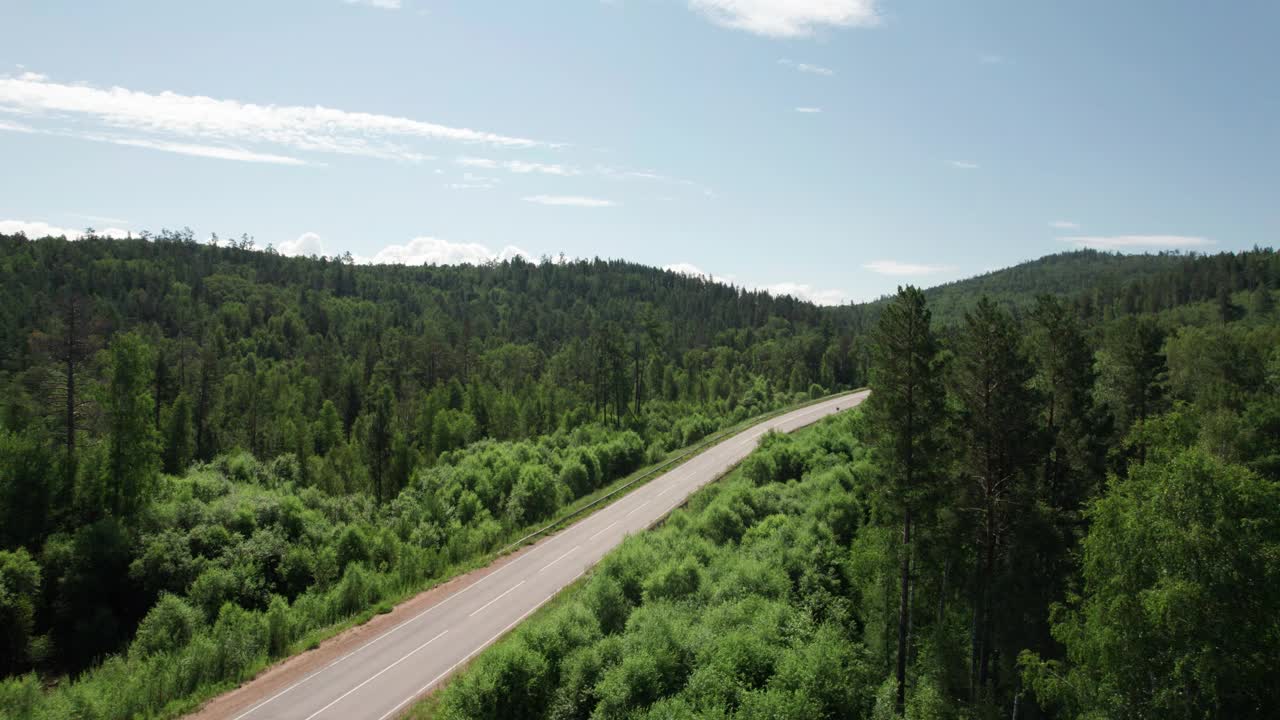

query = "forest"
[
  {"left": 1, "top": 231, "right": 1279, "bottom": 719},
  {"left": 0, "top": 230, "right": 867, "bottom": 718},
  {"left": 422, "top": 257, "right": 1280, "bottom": 718}
]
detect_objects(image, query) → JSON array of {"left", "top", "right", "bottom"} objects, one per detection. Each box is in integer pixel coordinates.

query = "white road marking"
[
  {"left": 302, "top": 630, "right": 447, "bottom": 720},
  {"left": 468, "top": 581, "right": 525, "bottom": 618},
  {"left": 539, "top": 546, "right": 579, "bottom": 574},
  {"left": 374, "top": 570, "right": 588, "bottom": 720},
  {"left": 588, "top": 521, "right": 618, "bottom": 541},
  {"left": 230, "top": 544, "right": 541, "bottom": 720},
  {"left": 625, "top": 500, "right": 650, "bottom": 518}
]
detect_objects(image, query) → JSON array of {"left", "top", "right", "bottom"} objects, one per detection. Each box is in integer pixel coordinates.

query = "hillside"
[{"left": 918, "top": 249, "right": 1184, "bottom": 323}]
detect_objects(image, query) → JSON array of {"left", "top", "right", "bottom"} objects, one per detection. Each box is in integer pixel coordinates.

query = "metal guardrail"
[{"left": 492, "top": 390, "right": 861, "bottom": 558}]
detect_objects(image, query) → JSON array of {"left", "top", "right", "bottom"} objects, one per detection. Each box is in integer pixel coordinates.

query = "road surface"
[{"left": 204, "top": 390, "right": 869, "bottom": 720}]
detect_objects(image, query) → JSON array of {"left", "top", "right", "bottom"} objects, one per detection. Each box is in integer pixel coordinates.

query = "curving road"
[{"left": 202, "top": 390, "right": 869, "bottom": 720}]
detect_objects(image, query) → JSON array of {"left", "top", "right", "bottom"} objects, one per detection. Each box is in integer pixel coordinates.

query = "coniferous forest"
[{"left": 1, "top": 232, "right": 1279, "bottom": 719}]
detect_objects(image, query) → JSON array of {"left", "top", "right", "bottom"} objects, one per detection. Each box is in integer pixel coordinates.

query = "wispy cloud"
[
  {"left": 80, "top": 214, "right": 130, "bottom": 226},
  {"left": 1050, "top": 220, "right": 1080, "bottom": 230},
  {"left": 980, "top": 54, "right": 1005, "bottom": 64},
  {"left": 1062, "top": 235, "right": 1214, "bottom": 251},
  {"left": 0, "top": 218, "right": 130, "bottom": 239},
  {"left": 794, "top": 106, "right": 823, "bottom": 113},
  {"left": 949, "top": 160, "right": 979, "bottom": 169},
  {"left": 0, "top": 71, "right": 549, "bottom": 167},
  {"left": 863, "top": 260, "right": 954, "bottom": 276},
  {"left": 93, "top": 135, "right": 310, "bottom": 165},
  {"left": 343, "top": 0, "right": 402, "bottom": 9},
  {"left": 690, "top": 0, "right": 879, "bottom": 37},
  {"left": 778, "top": 58, "right": 835, "bottom": 76},
  {"left": 0, "top": 117, "right": 311, "bottom": 165},
  {"left": 447, "top": 172, "right": 499, "bottom": 190},
  {"left": 457, "top": 156, "right": 579, "bottom": 176},
  {"left": 523, "top": 195, "right": 618, "bottom": 207}
]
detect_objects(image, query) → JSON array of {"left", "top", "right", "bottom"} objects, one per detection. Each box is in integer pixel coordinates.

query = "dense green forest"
[
  {"left": 2, "top": 232, "right": 1279, "bottom": 719},
  {"left": 0, "top": 231, "right": 869, "bottom": 718},
  {"left": 423, "top": 255, "right": 1280, "bottom": 719}
]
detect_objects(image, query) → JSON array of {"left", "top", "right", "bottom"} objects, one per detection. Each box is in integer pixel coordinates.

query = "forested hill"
[
  {"left": 0, "top": 231, "right": 872, "bottom": 474},
  {"left": 902, "top": 248, "right": 1279, "bottom": 326},
  {"left": 916, "top": 249, "right": 1180, "bottom": 322}
]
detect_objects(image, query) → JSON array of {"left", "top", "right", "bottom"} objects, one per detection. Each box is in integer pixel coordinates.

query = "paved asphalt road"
[{"left": 221, "top": 390, "right": 869, "bottom": 720}]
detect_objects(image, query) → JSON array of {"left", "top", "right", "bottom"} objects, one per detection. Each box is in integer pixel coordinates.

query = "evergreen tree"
[
  {"left": 950, "top": 297, "right": 1040, "bottom": 700},
  {"left": 864, "top": 285, "right": 948, "bottom": 715},
  {"left": 101, "top": 332, "right": 161, "bottom": 518}
]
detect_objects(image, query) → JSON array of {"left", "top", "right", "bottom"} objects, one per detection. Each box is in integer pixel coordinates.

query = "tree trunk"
[{"left": 896, "top": 506, "right": 912, "bottom": 715}]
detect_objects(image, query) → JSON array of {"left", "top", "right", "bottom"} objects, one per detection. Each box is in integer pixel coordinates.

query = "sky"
[{"left": 1, "top": 0, "right": 1277, "bottom": 303}]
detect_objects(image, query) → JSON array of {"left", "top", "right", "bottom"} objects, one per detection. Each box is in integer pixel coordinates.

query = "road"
[{"left": 206, "top": 390, "right": 869, "bottom": 720}]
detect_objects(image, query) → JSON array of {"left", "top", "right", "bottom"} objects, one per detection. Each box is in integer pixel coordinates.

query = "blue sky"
[{"left": 1, "top": 0, "right": 1276, "bottom": 303}]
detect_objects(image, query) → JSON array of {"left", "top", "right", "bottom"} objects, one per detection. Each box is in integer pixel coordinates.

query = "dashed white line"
[
  {"left": 539, "top": 546, "right": 579, "bottom": 573},
  {"left": 625, "top": 500, "right": 650, "bottom": 518},
  {"left": 468, "top": 581, "right": 525, "bottom": 618},
  {"left": 301, "top": 630, "right": 447, "bottom": 720},
  {"left": 588, "top": 521, "right": 618, "bottom": 541},
  {"left": 374, "top": 570, "right": 588, "bottom": 720}
]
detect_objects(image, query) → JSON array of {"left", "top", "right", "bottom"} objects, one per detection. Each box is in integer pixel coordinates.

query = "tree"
[
  {"left": 363, "top": 383, "right": 395, "bottom": 505},
  {"left": 1027, "top": 295, "right": 1105, "bottom": 515},
  {"left": 1094, "top": 316, "right": 1166, "bottom": 443},
  {"left": 101, "top": 332, "right": 161, "bottom": 518},
  {"left": 950, "top": 297, "right": 1040, "bottom": 700},
  {"left": 0, "top": 548, "right": 41, "bottom": 675},
  {"left": 28, "top": 286, "right": 99, "bottom": 468},
  {"left": 1022, "top": 448, "right": 1280, "bottom": 718},
  {"left": 864, "top": 286, "right": 948, "bottom": 715},
  {"left": 162, "top": 392, "right": 195, "bottom": 475}
]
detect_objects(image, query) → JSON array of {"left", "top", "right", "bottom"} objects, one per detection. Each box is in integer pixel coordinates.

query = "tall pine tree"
[{"left": 865, "top": 286, "right": 948, "bottom": 714}]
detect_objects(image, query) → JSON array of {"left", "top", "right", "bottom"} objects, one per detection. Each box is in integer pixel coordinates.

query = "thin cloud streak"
[
  {"left": 523, "top": 195, "right": 617, "bottom": 207},
  {"left": 863, "top": 260, "right": 954, "bottom": 276},
  {"left": 690, "top": 0, "right": 880, "bottom": 37},
  {"left": 0, "top": 72, "right": 551, "bottom": 167},
  {"left": 1062, "top": 235, "right": 1214, "bottom": 251}
]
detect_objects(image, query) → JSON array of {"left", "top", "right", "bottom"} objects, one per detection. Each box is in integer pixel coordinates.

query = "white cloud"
[
  {"left": 80, "top": 214, "right": 130, "bottom": 226},
  {"left": 666, "top": 262, "right": 845, "bottom": 305},
  {"left": 366, "top": 236, "right": 529, "bottom": 265},
  {"left": 763, "top": 282, "right": 848, "bottom": 305},
  {"left": 0, "top": 118, "right": 311, "bottom": 165},
  {"left": 277, "top": 232, "right": 530, "bottom": 265},
  {"left": 93, "top": 135, "right": 310, "bottom": 165},
  {"left": 862, "top": 260, "right": 954, "bottom": 276},
  {"left": 0, "top": 72, "right": 549, "bottom": 166},
  {"left": 794, "top": 106, "right": 823, "bottom": 113},
  {"left": 778, "top": 58, "right": 835, "bottom": 76},
  {"left": 344, "top": 0, "right": 402, "bottom": 9},
  {"left": 457, "top": 156, "right": 499, "bottom": 169},
  {"left": 690, "top": 0, "right": 879, "bottom": 37},
  {"left": 277, "top": 231, "right": 327, "bottom": 257},
  {"left": 1050, "top": 220, "right": 1080, "bottom": 230},
  {"left": 949, "top": 160, "right": 979, "bottom": 169},
  {"left": 1062, "top": 235, "right": 1214, "bottom": 251},
  {"left": 447, "top": 172, "right": 499, "bottom": 190},
  {"left": 523, "top": 195, "right": 617, "bottom": 207},
  {"left": 0, "top": 218, "right": 130, "bottom": 239},
  {"left": 456, "top": 156, "right": 579, "bottom": 176},
  {"left": 664, "top": 262, "right": 710, "bottom": 277}
]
